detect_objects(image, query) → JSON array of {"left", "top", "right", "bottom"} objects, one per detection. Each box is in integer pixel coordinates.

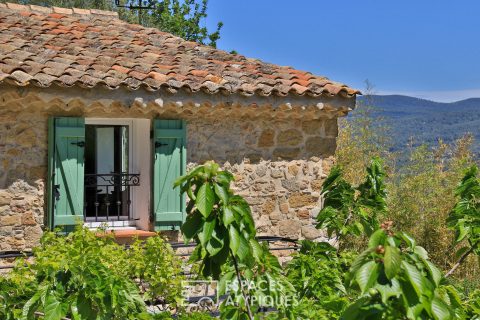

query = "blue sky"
[{"left": 205, "top": 0, "right": 480, "bottom": 102}]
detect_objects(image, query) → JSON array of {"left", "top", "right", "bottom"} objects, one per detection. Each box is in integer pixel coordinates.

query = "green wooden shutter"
[
  {"left": 153, "top": 119, "right": 186, "bottom": 231},
  {"left": 47, "top": 117, "right": 85, "bottom": 230}
]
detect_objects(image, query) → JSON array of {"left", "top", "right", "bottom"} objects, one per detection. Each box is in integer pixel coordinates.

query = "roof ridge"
[{"left": 0, "top": 2, "right": 119, "bottom": 18}]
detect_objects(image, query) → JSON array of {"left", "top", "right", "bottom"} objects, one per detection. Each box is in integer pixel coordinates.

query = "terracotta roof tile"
[{"left": 0, "top": 3, "right": 359, "bottom": 99}]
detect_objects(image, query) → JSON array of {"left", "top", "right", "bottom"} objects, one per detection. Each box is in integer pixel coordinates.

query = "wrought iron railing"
[{"left": 84, "top": 173, "right": 140, "bottom": 222}]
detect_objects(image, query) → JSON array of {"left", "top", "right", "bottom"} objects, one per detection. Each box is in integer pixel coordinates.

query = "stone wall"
[
  {"left": 187, "top": 116, "right": 337, "bottom": 240},
  {"left": 0, "top": 86, "right": 350, "bottom": 251}
]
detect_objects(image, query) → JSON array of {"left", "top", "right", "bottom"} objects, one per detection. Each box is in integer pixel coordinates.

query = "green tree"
[
  {"left": 174, "top": 161, "right": 296, "bottom": 320},
  {"left": 446, "top": 165, "right": 480, "bottom": 278},
  {"left": 316, "top": 158, "right": 388, "bottom": 250}
]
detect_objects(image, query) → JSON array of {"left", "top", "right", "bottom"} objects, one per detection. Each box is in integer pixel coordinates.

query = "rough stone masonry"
[{"left": 0, "top": 85, "right": 347, "bottom": 251}]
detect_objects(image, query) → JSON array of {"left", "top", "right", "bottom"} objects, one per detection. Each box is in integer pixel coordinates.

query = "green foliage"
[
  {"left": 175, "top": 161, "right": 296, "bottom": 319},
  {"left": 20, "top": 228, "right": 146, "bottom": 319},
  {"left": 125, "top": 235, "right": 184, "bottom": 305},
  {"left": 218, "top": 242, "right": 296, "bottom": 320},
  {"left": 0, "top": 262, "right": 36, "bottom": 319},
  {"left": 386, "top": 138, "right": 476, "bottom": 273},
  {"left": 0, "top": 227, "right": 183, "bottom": 320},
  {"left": 4, "top": 0, "right": 223, "bottom": 47},
  {"left": 316, "top": 157, "right": 387, "bottom": 247},
  {"left": 311, "top": 157, "right": 474, "bottom": 319},
  {"left": 4, "top": 160, "right": 480, "bottom": 319},
  {"left": 337, "top": 94, "right": 478, "bottom": 279},
  {"left": 175, "top": 161, "right": 258, "bottom": 279},
  {"left": 336, "top": 93, "right": 394, "bottom": 186},
  {"left": 148, "top": 0, "right": 223, "bottom": 47},
  {"left": 447, "top": 165, "right": 480, "bottom": 248},
  {"left": 464, "top": 289, "right": 480, "bottom": 319},
  {"left": 283, "top": 241, "right": 352, "bottom": 318},
  {"left": 344, "top": 229, "right": 457, "bottom": 319}
]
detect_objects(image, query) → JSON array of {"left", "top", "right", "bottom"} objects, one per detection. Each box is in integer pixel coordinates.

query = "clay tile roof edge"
[
  {"left": 0, "top": 3, "right": 359, "bottom": 100},
  {"left": 5, "top": 1, "right": 119, "bottom": 17}
]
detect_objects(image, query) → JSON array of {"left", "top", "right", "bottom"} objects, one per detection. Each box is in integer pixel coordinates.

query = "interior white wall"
[
  {"left": 132, "top": 119, "right": 151, "bottom": 230},
  {"left": 95, "top": 127, "right": 114, "bottom": 193}
]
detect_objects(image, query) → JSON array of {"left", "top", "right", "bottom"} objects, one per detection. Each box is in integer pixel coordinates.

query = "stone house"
[{"left": 0, "top": 3, "right": 358, "bottom": 251}]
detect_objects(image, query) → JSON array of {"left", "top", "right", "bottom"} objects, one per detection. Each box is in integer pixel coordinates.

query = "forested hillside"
[{"left": 357, "top": 95, "right": 480, "bottom": 157}]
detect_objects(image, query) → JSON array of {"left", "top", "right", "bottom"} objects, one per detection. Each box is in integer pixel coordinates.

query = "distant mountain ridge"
[
  {"left": 355, "top": 95, "right": 480, "bottom": 156},
  {"left": 359, "top": 94, "right": 480, "bottom": 109}
]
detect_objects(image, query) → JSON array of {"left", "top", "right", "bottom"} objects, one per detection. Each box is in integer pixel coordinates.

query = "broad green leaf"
[
  {"left": 368, "top": 229, "right": 386, "bottom": 249},
  {"left": 44, "top": 294, "right": 64, "bottom": 320},
  {"left": 384, "top": 245, "right": 401, "bottom": 280},
  {"left": 228, "top": 225, "right": 241, "bottom": 255},
  {"left": 21, "top": 291, "right": 41, "bottom": 320},
  {"left": 231, "top": 202, "right": 251, "bottom": 218},
  {"left": 400, "top": 232, "right": 416, "bottom": 249},
  {"left": 350, "top": 247, "right": 374, "bottom": 276},
  {"left": 402, "top": 261, "right": 426, "bottom": 297},
  {"left": 414, "top": 246, "right": 429, "bottom": 260},
  {"left": 214, "top": 182, "right": 229, "bottom": 203},
  {"left": 456, "top": 222, "right": 469, "bottom": 243},
  {"left": 184, "top": 165, "right": 204, "bottom": 181},
  {"left": 431, "top": 296, "right": 452, "bottom": 320},
  {"left": 216, "top": 171, "right": 234, "bottom": 185},
  {"left": 181, "top": 211, "right": 203, "bottom": 242},
  {"left": 341, "top": 296, "right": 369, "bottom": 320},
  {"left": 376, "top": 278, "right": 402, "bottom": 304},
  {"left": 355, "top": 260, "right": 378, "bottom": 294},
  {"left": 249, "top": 239, "right": 263, "bottom": 262},
  {"left": 222, "top": 206, "right": 235, "bottom": 226},
  {"left": 173, "top": 174, "right": 188, "bottom": 188},
  {"left": 218, "top": 271, "right": 236, "bottom": 295},
  {"left": 424, "top": 260, "right": 443, "bottom": 286},
  {"left": 206, "top": 236, "right": 224, "bottom": 256},
  {"left": 186, "top": 181, "right": 196, "bottom": 200},
  {"left": 236, "top": 233, "right": 251, "bottom": 260},
  {"left": 75, "top": 295, "right": 96, "bottom": 320},
  {"left": 198, "top": 217, "right": 216, "bottom": 246},
  {"left": 240, "top": 212, "right": 255, "bottom": 236},
  {"left": 195, "top": 182, "right": 215, "bottom": 217}
]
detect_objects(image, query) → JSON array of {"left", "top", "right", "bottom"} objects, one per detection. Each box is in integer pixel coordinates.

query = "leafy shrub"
[
  {"left": 284, "top": 241, "right": 353, "bottom": 318},
  {"left": 0, "top": 227, "right": 183, "bottom": 320},
  {"left": 317, "top": 158, "right": 387, "bottom": 250},
  {"left": 344, "top": 228, "right": 456, "bottom": 319},
  {"left": 337, "top": 98, "right": 478, "bottom": 281},
  {"left": 0, "top": 262, "right": 36, "bottom": 319},
  {"left": 464, "top": 289, "right": 480, "bottom": 319},
  {"left": 175, "top": 161, "right": 297, "bottom": 319},
  {"left": 446, "top": 165, "right": 480, "bottom": 278}
]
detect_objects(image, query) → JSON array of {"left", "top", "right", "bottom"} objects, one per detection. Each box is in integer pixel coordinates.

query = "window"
[
  {"left": 47, "top": 117, "right": 187, "bottom": 232},
  {"left": 84, "top": 124, "right": 132, "bottom": 221}
]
